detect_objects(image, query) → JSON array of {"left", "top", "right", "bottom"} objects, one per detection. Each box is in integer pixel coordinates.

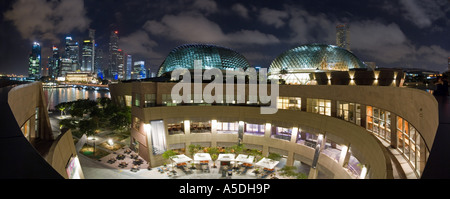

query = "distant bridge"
[{"left": 43, "top": 82, "right": 109, "bottom": 91}]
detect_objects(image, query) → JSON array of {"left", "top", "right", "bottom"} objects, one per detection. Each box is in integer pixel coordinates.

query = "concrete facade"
[
  {"left": 109, "top": 81, "right": 438, "bottom": 179},
  {"left": 2, "top": 82, "right": 83, "bottom": 179}
]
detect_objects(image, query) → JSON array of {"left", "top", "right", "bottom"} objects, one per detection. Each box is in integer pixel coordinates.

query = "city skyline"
[{"left": 1, "top": 0, "right": 450, "bottom": 76}]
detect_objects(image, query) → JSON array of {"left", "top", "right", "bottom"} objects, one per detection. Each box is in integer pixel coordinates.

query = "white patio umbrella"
[
  {"left": 193, "top": 153, "right": 212, "bottom": 164},
  {"left": 256, "top": 157, "right": 279, "bottom": 170},
  {"left": 171, "top": 154, "right": 192, "bottom": 166},
  {"left": 235, "top": 154, "right": 255, "bottom": 165}
]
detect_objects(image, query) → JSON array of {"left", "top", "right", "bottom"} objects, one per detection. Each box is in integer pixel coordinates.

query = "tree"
[
  {"left": 162, "top": 150, "right": 178, "bottom": 171},
  {"left": 97, "top": 97, "right": 111, "bottom": 108},
  {"left": 59, "top": 118, "right": 76, "bottom": 129},
  {"left": 268, "top": 153, "right": 282, "bottom": 161},
  {"left": 55, "top": 102, "right": 68, "bottom": 116},
  {"left": 208, "top": 147, "right": 220, "bottom": 168},
  {"left": 109, "top": 111, "right": 131, "bottom": 130},
  {"left": 188, "top": 144, "right": 202, "bottom": 156},
  {"left": 279, "top": 166, "right": 307, "bottom": 179},
  {"left": 231, "top": 144, "right": 245, "bottom": 155}
]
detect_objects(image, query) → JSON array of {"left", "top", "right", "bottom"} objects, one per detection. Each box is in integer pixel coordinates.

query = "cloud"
[
  {"left": 232, "top": 3, "right": 249, "bottom": 19},
  {"left": 3, "top": 0, "right": 90, "bottom": 43},
  {"left": 119, "top": 30, "right": 162, "bottom": 59},
  {"left": 258, "top": 8, "right": 289, "bottom": 28},
  {"left": 396, "top": 0, "right": 450, "bottom": 28},
  {"left": 350, "top": 21, "right": 412, "bottom": 63},
  {"left": 143, "top": 13, "right": 280, "bottom": 45},
  {"left": 286, "top": 8, "right": 335, "bottom": 44},
  {"left": 192, "top": 0, "right": 218, "bottom": 14}
]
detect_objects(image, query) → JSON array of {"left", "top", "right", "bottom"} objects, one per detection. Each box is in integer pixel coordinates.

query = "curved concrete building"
[
  {"left": 109, "top": 43, "right": 439, "bottom": 179},
  {"left": 0, "top": 81, "right": 83, "bottom": 179}
]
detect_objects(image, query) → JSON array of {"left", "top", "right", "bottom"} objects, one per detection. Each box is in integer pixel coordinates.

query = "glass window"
[
  {"left": 134, "top": 93, "right": 140, "bottom": 107},
  {"left": 366, "top": 106, "right": 373, "bottom": 132},
  {"left": 296, "top": 129, "right": 318, "bottom": 148},
  {"left": 217, "top": 122, "right": 238, "bottom": 134},
  {"left": 307, "top": 98, "right": 330, "bottom": 116},
  {"left": 271, "top": 126, "right": 292, "bottom": 141},
  {"left": 151, "top": 120, "right": 167, "bottom": 155},
  {"left": 277, "top": 97, "right": 301, "bottom": 110},
  {"left": 190, "top": 121, "right": 211, "bottom": 133},
  {"left": 162, "top": 94, "right": 177, "bottom": 106},
  {"left": 244, "top": 123, "right": 265, "bottom": 136},
  {"left": 168, "top": 122, "right": 184, "bottom": 135},
  {"left": 144, "top": 94, "right": 156, "bottom": 107},
  {"left": 125, "top": 95, "right": 132, "bottom": 107}
]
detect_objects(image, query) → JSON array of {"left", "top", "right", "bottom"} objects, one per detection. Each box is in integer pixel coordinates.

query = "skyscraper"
[
  {"left": 132, "top": 61, "right": 146, "bottom": 80},
  {"left": 95, "top": 47, "right": 105, "bottom": 79},
  {"left": 336, "top": 24, "right": 350, "bottom": 51},
  {"left": 108, "top": 30, "right": 120, "bottom": 79},
  {"left": 126, "top": 54, "right": 132, "bottom": 80},
  {"left": 117, "top": 49, "right": 125, "bottom": 80},
  {"left": 48, "top": 46, "right": 61, "bottom": 78},
  {"left": 28, "top": 42, "right": 41, "bottom": 80},
  {"left": 81, "top": 39, "right": 94, "bottom": 72},
  {"left": 64, "top": 36, "right": 80, "bottom": 72}
]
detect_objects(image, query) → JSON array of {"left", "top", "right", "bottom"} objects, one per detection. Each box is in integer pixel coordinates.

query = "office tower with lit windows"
[
  {"left": 81, "top": 39, "right": 94, "bottom": 73},
  {"left": 28, "top": 42, "right": 41, "bottom": 80},
  {"left": 64, "top": 36, "right": 80, "bottom": 72},
  {"left": 126, "top": 54, "right": 132, "bottom": 80},
  {"left": 117, "top": 49, "right": 125, "bottom": 80},
  {"left": 95, "top": 47, "right": 105, "bottom": 79},
  {"left": 132, "top": 61, "right": 146, "bottom": 79},
  {"left": 48, "top": 46, "right": 61, "bottom": 79},
  {"left": 336, "top": 24, "right": 350, "bottom": 51},
  {"left": 108, "top": 30, "right": 120, "bottom": 79}
]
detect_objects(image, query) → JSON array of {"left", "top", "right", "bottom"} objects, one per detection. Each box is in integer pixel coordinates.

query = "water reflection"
[{"left": 44, "top": 87, "right": 110, "bottom": 110}]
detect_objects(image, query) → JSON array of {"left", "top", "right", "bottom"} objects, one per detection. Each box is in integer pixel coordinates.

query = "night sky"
[{"left": 1, "top": 0, "right": 449, "bottom": 75}]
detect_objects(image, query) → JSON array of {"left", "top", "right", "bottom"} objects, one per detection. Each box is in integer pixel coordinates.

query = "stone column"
[
  {"left": 286, "top": 127, "right": 299, "bottom": 167},
  {"left": 390, "top": 114, "right": 398, "bottom": 149},
  {"left": 301, "top": 97, "right": 307, "bottom": 112},
  {"left": 308, "top": 133, "right": 325, "bottom": 179},
  {"left": 331, "top": 100, "right": 337, "bottom": 117},
  {"left": 211, "top": 120, "right": 217, "bottom": 148},
  {"left": 338, "top": 144, "right": 351, "bottom": 167},
  {"left": 360, "top": 105, "right": 366, "bottom": 128}
]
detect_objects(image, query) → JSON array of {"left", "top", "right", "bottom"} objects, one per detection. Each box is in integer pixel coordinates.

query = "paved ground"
[{"left": 78, "top": 147, "right": 290, "bottom": 179}]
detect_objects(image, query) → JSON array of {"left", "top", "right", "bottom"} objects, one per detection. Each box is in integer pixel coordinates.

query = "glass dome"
[
  {"left": 157, "top": 44, "right": 250, "bottom": 76},
  {"left": 269, "top": 43, "right": 366, "bottom": 74}
]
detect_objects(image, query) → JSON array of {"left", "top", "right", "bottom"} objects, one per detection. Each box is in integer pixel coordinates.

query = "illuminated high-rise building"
[
  {"left": 132, "top": 61, "right": 146, "bottom": 80},
  {"left": 108, "top": 30, "right": 120, "bottom": 79},
  {"left": 81, "top": 39, "right": 94, "bottom": 72},
  {"left": 28, "top": 42, "right": 41, "bottom": 80},
  {"left": 64, "top": 36, "right": 80, "bottom": 72},
  {"left": 117, "top": 49, "right": 125, "bottom": 80},
  {"left": 95, "top": 47, "right": 105, "bottom": 79},
  {"left": 48, "top": 45, "right": 61, "bottom": 78},
  {"left": 126, "top": 54, "right": 132, "bottom": 80},
  {"left": 336, "top": 24, "right": 350, "bottom": 51}
]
